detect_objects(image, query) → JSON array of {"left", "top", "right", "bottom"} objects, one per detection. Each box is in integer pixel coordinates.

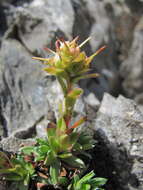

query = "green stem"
[
  {"left": 63, "top": 80, "right": 74, "bottom": 128},
  {"left": 57, "top": 77, "right": 67, "bottom": 96},
  {"left": 58, "top": 72, "right": 78, "bottom": 130}
]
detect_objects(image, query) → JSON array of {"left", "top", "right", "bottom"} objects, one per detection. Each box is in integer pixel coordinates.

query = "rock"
[
  {"left": 120, "top": 16, "right": 143, "bottom": 99},
  {"left": 0, "top": 39, "right": 50, "bottom": 137},
  {"left": 84, "top": 92, "right": 100, "bottom": 109},
  {"left": 72, "top": 0, "right": 137, "bottom": 99},
  {"left": 1, "top": 0, "right": 143, "bottom": 100},
  {"left": 125, "top": 0, "right": 143, "bottom": 14},
  {"left": 93, "top": 93, "right": 143, "bottom": 190},
  {"left": 0, "top": 3, "right": 12, "bottom": 44},
  {"left": 83, "top": 92, "right": 100, "bottom": 121},
  {"left": 4, "top": 0, "right": 74, "bottom": 53},
  {"left": 1, "top": 0, "right": 141, "bottom": 101},
  {"left": 0, "top": 136, "right": 35, "bottom": 153},
  {"left": 36, "top": 119, "right": 49, "bottom": 139}
]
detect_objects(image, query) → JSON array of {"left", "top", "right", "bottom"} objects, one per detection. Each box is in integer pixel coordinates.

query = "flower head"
[{"left": 33, "top": 37, "right": 106, "bottom": 81}]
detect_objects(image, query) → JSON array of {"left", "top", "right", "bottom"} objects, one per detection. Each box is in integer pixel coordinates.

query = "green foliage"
[
  {"left": 20, "top": 138, "right": 51, "bottom": 163},
  {"left": 68, "top": 171, "right": 107, "bottom": 190},
  {"left": 0, "top": 37, "right": 107, "bottom": 190},
  {"left": 0, "top": 152, "right": 35, "bottom": 190}
]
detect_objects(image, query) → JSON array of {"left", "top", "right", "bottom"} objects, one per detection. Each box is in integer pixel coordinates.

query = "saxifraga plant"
[{"left": 0, "top": 37, "right": 107, "bottom": 190}]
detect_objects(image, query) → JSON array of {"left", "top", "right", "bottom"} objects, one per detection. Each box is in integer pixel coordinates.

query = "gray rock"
[
  {"left": 1, "top": 0, "right": 141, "bottom": 100},
  {"left": 0, "top": 39, "right": 50, "bottom": 137},
  {"left": 36, "top": 119, "right": 49, "bottom": 139},
  {"left": 4, "top": 0, "right": 74, "bottom": 53},
  {"left": 0, "top": 136, "right": 35, "bottom": 153},
  {"left": 120, "top": 16, "right": 143, "bottom": 98},
  {"left": 1, "top": 0, "right": 143, "bottom": 100},
  {"left": 74, "top": 0, "right": 134, "bottom": 99},
  {"left": 84, "top": 92, "right": 100, "bottom": 109},
  {"left": 94, "top": 93, "right": 143, "bottom": 190}
]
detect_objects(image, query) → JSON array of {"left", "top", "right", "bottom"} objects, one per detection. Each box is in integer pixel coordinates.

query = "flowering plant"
[{"left": 0, "top": 37, "right": 106, "bottom": 190}]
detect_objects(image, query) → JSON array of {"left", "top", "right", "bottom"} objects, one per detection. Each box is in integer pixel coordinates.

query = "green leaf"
[
  {"left": 69, "top": 132, "right": 79, "bottom": 146},
  {"left": 72, "top": 175, "right": 81, "bottom": 190},
  {"left": 72, "top": 73, "right": 99, "bottom": 83},
  {"left": 58, "top": 134, "right": 72, "bottom": 152},
  {"left": 50, "top": 161, "right": 61, "bottom": 185},
  {"left": 68, "top": 62, "right": 84, "bottom": 75},
  {"left": 36, "top": 138, "right": 48, "bottom": 145},
  {"left": 82, "top": 143, "right": 94, "bottom": 150},
  {"left": 1, "top": 173, "right": 22, "bottom": 181},
  {"left": 24, "top": 163, "right": 35, "bottom": 175},
  {"left": 58, "top": 176, "right": 68, "bottom": 186},
  {"left": 49, "top": 136, "right": 60, "bottom": 153},
  {"left": 14, "top": 165, "right": 27, "bottom": 177},
  {"left": 63, "top": 156, "right": 85, "bottom": 169},
  {"left": 74, "top": 52, "right": 86, "bottom": 62},
  {"left": 73, "top": 142, "right": 83, "bottom": 152},
  {"left": 81, "top": 183, "right": 91, "bottom": 190},
  {"left": 20, "top": 146, "right": 34, "bottom": 155},
  {"left": 68, "top": 88, "right": 83, "bottom": 99},
  {"left": 77, "top": 133, "right": 95, "bottom": 150},
  {"left": 44, "top": 150, "right": 56, "bottom": 165},
  {"left": 68, "top": 175, "right": 78, "bottom": 190},
  {"left": 76, "top": 68, "right": 90, "bottom": 76},
  {"left": 67, "top": 117, "right": 86, "bottom": 133},
  {"left": 55, "top": 60, "right": 63, "bottom": 68},
  {"left": 74, "top": 182, "right": 82, "bottom": 190},
  {"left": 78, "top": 151, "right": 92, "bottom": 159},
  {"left": 73, "top": 174, "right": 80, "bottom": 183},
  {"left": 58, "top": 101, "right": 65, "bottom": 117},
  {"left": 57, "top": 117, "right": 66, "bottom": 132},
  {"left": 23, "top": 173, "right": 30, "bottom": 186},
  {"left": 58, "top": 152, "right": 72, "bottom": 159},
  {"left": 35, "top": 155, "right": 45, "bottom": 162},
  {"left": 65, "top": 88, "right": 83, "bottom": 115},
  {"left": 0, "top": 167, "right": 18, "bottom": 174},
  {"left": 44, "top": 67, "right": 69, "bottom": 82},
  {"left": 90, "top": 177, "right": 107, "bottom": 187},
  {"left": 68, "top": 172, "right": 107, "bottom": 190},
  {"left": 39, "top": 145, "right": 50, "bottom": 153},
  {"left": 78, "top": 171, "right": 95, "bottom": 184},
  {"left": 59, "top": 134, "right": 69, "bottom": 144},
  {"left": 78, "top": 133, "right": 92, "bottom": 143},
  {"left": 44, "top": 67, "right": 64, "bottom": 75},
  {"left": 47, "top": 125, "right": 56, "bottom": 138}
]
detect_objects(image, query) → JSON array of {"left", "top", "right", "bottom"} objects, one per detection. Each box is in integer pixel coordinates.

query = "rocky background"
[{"left": 0, "top": 0, "right": 143, "bottom": 190}]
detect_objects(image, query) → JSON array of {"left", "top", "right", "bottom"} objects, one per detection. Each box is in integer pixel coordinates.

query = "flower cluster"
[{"left": 33, "top": 37, "right": 105, "bottom": 88}]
